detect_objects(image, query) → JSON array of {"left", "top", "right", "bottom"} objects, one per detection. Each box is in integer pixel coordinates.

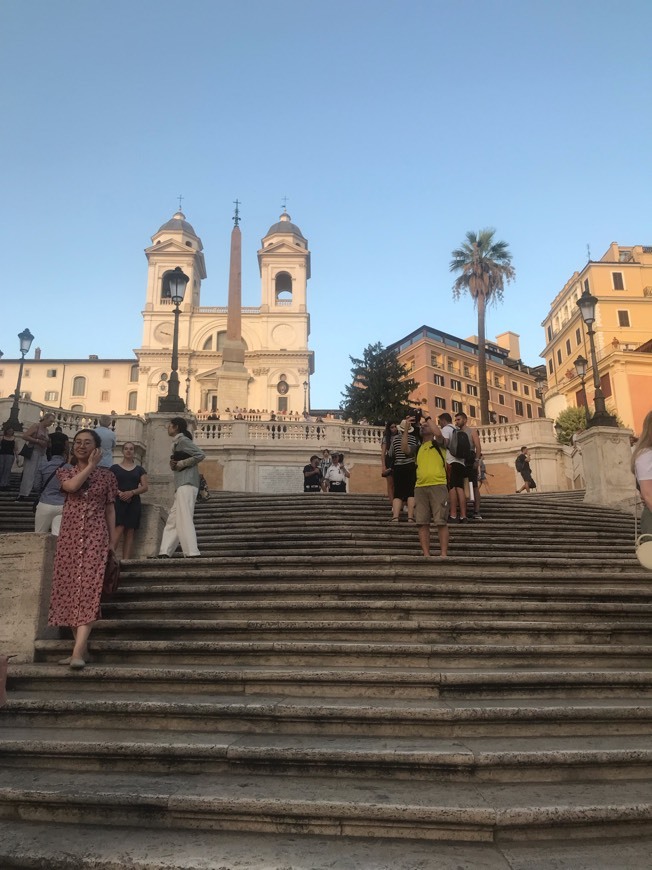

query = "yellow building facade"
[
  {"left": 389, "top": 326, "right": 544, "bottom": 425},
  {"left": 0, "top": 210, "right": 314, "bottom": 418},
  {"left": 541, "top": 243, "right": 652, "bottom": 432}
]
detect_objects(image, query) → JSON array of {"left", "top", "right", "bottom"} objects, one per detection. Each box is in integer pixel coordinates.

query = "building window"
[
  {"left": 512, "top": 380, "right": 518, "bottom": 392},
  {"left": 547, "top": 325, "right": 552, "bottom": 341},
  {"left": 493, "top": 376, "right": 503, "bottom": 389},
  {"left": 44, "top": 391, "right": 58, "bottom": 402},
  {"left": 565, "top": 339, "right": 571, "bottom": 355},
  {"left": 274, "top": 271, "right": 293, "bottom": 303},
  {"left": 450, "top": 378, "right": 462, "bottom": 391},
  {"left": 463, "top": 365, "right": 472, "bottom": 378},
  {"left": 584, "top": 278, "right": 590, "bottom": 293},
  {"left": 447, "top": 360, "right": 458, "bottom": 374},
  {"left": 612, "top": 272, "right": 624, "bottom": 290},
  {"left": 277, "top": 396, "right": 288, "bottom": 412},
  {"left": 435, "top": 396, "right": 446, "bottom": 409},
  {"left": 100, "top": 391, "right": 110, "bottom": 402},
  {"left": 523, "top": 385, "right": 530, "bottom": 396},
  {"left": 202, "top": 335, "right": 213, "bottom": 350},
  {"left": 129, "top": 364, "right": 139, "bottom": 382},
  {"left": 128, "top": 391, "right": 138, "bottom": 411},
  {"left": 0, "top": 370, "right": 3, "bottom": 377},
  {"left": 434, "top": 373, "right": 445, "bottom": 386},
  {"left": 556, "top": 349, "right": 562, "bottom": 365},
  {"left": 71, "top": 404, "right": 83, "bottom": 412},
  {"left": 548, "top": 359, "right": 554, "bottom": 374},
  {"left": 405, "top": 358, "right": 415, "bottom": 373},
  {"left": 469, "top": 405, "right": 477, "bottom": 418},
  {"left": 430, "top": 352, "right": 441, "bottom": 368},
  {"left": 452, "top": 400, "right": 463, "bottom": 414},
  {"left": 617, "top": 310, "right": 630, "bottom": 327},
  {"left": 526, "top": 404, "right": 533, "bottom": 419},
  {"left": 24, "top": 368, "right": 30, "bottom": 378},
  {"left": 466, "top": 384, "right": 478, "bottom": 396},
  {"left": 46, "top": 369, "right": 57, "bottom": 378},
  {"left": 103, "top": 368, "right": 111, "bottom": 378},
  {"left": 19, "top": 391, "right": 32, "bottom": 400},
  {"left": 71, "top": 376, "right": 86, "bottom": 396},
  {"left": 515, "top": 400, "right": 524, "bottom": 416},
  {"left": 499, "top": 415, "right": 508, "bottom": 424},
  {"left": 498, "top": 394, "right": 505, "bottom": 405},
  {"left": 576, "top": 327, "right": 581, "bottom": 345}
]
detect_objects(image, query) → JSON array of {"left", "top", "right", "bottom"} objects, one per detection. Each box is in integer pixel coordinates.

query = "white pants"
[
  {"left": 34, "top": 502, "right": 63, "bottom": 535},
  {"left": 159, "top": 485, "right": 200, "bottom": 557},
  {"left": 20, "top": 453, "right": 45, "bottom": 497}
]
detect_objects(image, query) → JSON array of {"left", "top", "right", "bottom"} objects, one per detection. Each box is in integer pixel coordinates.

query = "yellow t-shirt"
[{"left": 415, "top": 441, "right": 447, "bottom": 487}]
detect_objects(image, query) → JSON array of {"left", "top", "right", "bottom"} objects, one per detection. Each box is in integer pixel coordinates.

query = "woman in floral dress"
[{"left": 48, "top": 429, "right": 118, "bottom": 669}]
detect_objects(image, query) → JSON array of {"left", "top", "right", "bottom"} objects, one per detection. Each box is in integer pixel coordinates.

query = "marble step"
[
  {"left": 0, "top": 768, "right": 650, "bottom": 842},
  {"left": 10, "top": 663, "right": 652, "bottom": 701},
  {"left": 5, "top": 691, "right": 652, "bottom": 738},
  {"left": 79, "top": 616, "right": 652, "bottom": 644},
  {"left": 1, "top": 727, "right": 651, "bottom": 782},
  {"left": 34, "top": 638, "right": 652, "bottom": 668}
]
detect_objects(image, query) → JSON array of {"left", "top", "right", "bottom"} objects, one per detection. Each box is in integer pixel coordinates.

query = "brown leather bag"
[{"left": 102, "top": 550, "right": 121, "bottom": 601}]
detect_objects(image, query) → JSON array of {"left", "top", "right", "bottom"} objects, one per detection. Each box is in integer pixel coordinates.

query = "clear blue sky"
[{"left": 1, "top": 0, "right": 650, "bottom": 409}]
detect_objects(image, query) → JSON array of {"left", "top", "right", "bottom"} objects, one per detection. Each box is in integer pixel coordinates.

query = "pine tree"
[{"left": 340, "top": 342, "right": 421, "bottom": 425}]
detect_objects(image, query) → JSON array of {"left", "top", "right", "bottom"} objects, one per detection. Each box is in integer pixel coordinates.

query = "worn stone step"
[
  {"left": 11, "top": 663, "right": 652, "bottom": 701},
  {"left": 83, "top": 616, "right": 652, "bottom": 645},
  {"left": 0, "top": 819, "right": 544, "bottom": 870},
  {"left": 1, "top": 726, "right": 650, "bottom": 783},
  {"left": 5, "top": 691, "right": 652, "bottom": 738},
  {"left": 34, "top": 638, "right": 652, "bottom": 668},
  {"left": 0, "top": 768, "right": 650, "bottom": 842}
]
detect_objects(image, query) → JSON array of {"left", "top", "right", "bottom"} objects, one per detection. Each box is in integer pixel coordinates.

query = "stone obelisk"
[{"left": 215, "top": 201, "right": 250, "bottom": 409}]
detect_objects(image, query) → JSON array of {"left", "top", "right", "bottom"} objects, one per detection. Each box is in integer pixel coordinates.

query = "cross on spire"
[
  {"left": 233, "top": 199, "right": 241, "bottom": 227},
  {"left": 177, "top": 194, "right": 184, "bottom": 212},
  {"left": 281, "top": 195, "right": 289, "bottom": 213}
]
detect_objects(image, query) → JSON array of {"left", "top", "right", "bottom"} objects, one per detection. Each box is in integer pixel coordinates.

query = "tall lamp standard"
[
  {"left": 534, "top": 374, "right": 547, "bottom": 417},
  {"left": 302, "top": 380, "right": 308, "bottom": 414},
  {"left": 4, "top": 328, "right": 35, "bottom": 432},
  {"left": 573, "top": 354, "right": 590, "bottom": 423},
  {"left": 575, "top": 288, "right": 617, "bottom": 428},
  {"left": 158, "top": 267, "right": 190, "bottom": 413}
]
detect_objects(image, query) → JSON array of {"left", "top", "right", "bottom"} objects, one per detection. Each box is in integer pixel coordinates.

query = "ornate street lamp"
[
  {"left": 4, "top": 328, "right": 35, "bottom": 431},
  {"left": 575, "top": 288, "right": 617, "bottom": 428},
  {"left": 574, "top": 353, "right": 590, "bottom": 423},
  {"left": 158, "top": 268, "right": 190, "bottom": 412},
  {"left": 534, "top": 374, "right": 547, "bottom": 416},
  {"left": 302, "top": 380, "right": 308, "bottom": 414}
]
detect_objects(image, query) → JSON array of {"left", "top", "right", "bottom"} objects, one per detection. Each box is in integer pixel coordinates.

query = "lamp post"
[
  {"left": 4, "top": 328, "right": 35, "bottom": 432},
  {"left": 534, "top": 374, "right": 547, "bottom": 417},
  {"left": 302, "top": 380, "right": 308, "bottom": 414},
  {"left": 185, "top": 375, "right": 191, "bottom": 410},
  {"left": 573, "top": 354, "right": 590, "bottom": 423},
  {"left": 576, "top": 288, "right": 617, "bottom": 428},
  {"left": 158, "top": 268, "right": 190, "bottom": 413}
]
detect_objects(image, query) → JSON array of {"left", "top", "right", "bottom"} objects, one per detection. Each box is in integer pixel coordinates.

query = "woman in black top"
[
  {"left": 387, "top": 424, "right": 419, "bottom": 522},
  {"left": 303, "top": 455, "right": 322, "bottom": 492},
  {"left": 110, "top": 441, "right": 148, "bottom": 559}
]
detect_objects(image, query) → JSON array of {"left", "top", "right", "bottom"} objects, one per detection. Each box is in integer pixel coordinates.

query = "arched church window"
[
  {"left": 127, "top": 391, "right": 138, "bottom": 411},
  {"left": 216, "top": 331, "right": 227, "bottom": 351},
  {"left": 71, "top": 404, "right": 84, "bottom": 412},
  {"left": 275, "top": 272, "right": 293, "bottom": 303},
  {"left": 203, "top": 335, "right": 213, "bottom": 351},
  {"left": 129, "top": 364, "right": 139, "bottom": 383},
  {"left": 71, "top": 376, "right": 86, "bottom": 397}
]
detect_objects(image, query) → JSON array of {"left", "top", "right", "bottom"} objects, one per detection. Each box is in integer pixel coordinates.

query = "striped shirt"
[{"left": 389, "top": 432, "right": 419, "bottom": 466}]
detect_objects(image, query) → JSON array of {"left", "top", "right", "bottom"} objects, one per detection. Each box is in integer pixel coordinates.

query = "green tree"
[
  {"left": 555, "top": 406, "right": 588, "bottom": 444},
  {"left": 340, "top": 342, "right": 420, "bottom": 425},
  {"left": 450, "top": 229, "right": 516, "bottom": 424}
]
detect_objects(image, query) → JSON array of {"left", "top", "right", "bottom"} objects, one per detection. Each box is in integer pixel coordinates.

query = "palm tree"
[{"left": 450, "top": 229, "right": 515, "bottom": 425}]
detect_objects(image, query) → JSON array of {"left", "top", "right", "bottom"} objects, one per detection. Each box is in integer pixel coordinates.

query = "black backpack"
[{"left": 447, "top": 427, "right": 474, "bottom": 464}]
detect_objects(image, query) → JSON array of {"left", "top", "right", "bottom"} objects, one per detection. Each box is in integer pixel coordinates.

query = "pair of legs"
[
  {"left": 391, "top": 496, "right": 414, "bottom": 521},
  {"left": 447, "top": 463, "right": 467, "bottom": 519},
  {"left": 0, "top": 454, "right": 13, "bottom": 488},
  {"left": 415, "top": 485, "right": 449, "bottom": 558},
  {"left": 34, "top": 502, "right": 63, "bottom": 535},
  {"left": 113, "top": 525, "right": 135, "bottom": 559},
  {"left": 19, "top": 454, "right": 43, "bottom": 497},
  {"left": 159, "top": 484, "right": 200, "bottom": 556},
  {"left": 517, "top": 477, "right": 532, "bottom": 493},
  {"left": 62, "top": 621, "right": 95, "bottom": 667}
]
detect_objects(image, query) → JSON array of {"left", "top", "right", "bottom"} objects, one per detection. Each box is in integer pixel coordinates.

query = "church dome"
[
  {"left": 157, "top": 211, "right": 199, "bottom": 238},
  {"left": 265, "top": 211, "right": 306, "bottom": 240}
]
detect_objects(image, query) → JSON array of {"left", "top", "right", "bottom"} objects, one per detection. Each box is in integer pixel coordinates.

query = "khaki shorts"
[{"left": 414, "top": 484, "right": 448, "bottom": 526}]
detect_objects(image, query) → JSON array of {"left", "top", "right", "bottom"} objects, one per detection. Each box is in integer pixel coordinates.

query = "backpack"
[
  {"left": 447, "top": 427, "right": 474, "bottom": 464},
  {"left": 515, "top": 453, "right": 526, "bottom": 472}
]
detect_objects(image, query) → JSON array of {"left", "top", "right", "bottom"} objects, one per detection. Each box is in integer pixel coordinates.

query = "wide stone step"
[
  {"left": 83, "top": 616, "right": 652, "bottom": 644},
  {"left": 1, "top": 726, "right": 650, "bottom": 782},
  {"left": 5, "top": 691, "right": 652, "bottom": 738},
  {"left": 0, "top": 768, "right": 650, "bottom": 842},
  {"left": 34, "top": 638, "right": 652, "bottom": 668},
  {"left": 10, "top": 663, "right": 652, "bottom": 701},
  {"left": 101, "top": 597, "right": 652, "bottom": 624}
]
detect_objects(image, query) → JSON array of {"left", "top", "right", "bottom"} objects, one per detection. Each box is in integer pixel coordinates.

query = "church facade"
[{"left": 0, "top": 210, "right": 314, "bottom": 418}]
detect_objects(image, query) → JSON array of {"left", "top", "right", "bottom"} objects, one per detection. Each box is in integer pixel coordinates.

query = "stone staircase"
[{"left": 2, "top": 492, "right": 652, "bottom": 868}]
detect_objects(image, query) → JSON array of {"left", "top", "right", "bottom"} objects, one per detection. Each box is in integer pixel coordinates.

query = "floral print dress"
[{"left": 48, "top": 467, "right": 118, "bottom": 627}]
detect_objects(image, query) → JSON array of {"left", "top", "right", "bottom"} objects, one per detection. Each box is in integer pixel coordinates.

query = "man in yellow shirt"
[{"left": 401, "top": 415, "right": 449, "bottom": 558}]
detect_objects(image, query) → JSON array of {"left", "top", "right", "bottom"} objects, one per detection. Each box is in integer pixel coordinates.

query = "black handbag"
[
  {"left": 101, "top": 550, "right": 121, "bottom": 600},
  {"left": 19, "top": 443, "right": 34, "bottom": 460}
]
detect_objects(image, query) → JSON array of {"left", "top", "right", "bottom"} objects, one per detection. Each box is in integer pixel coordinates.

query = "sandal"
[
  {"left": 407, "top": 517, "right": 416, "bottom": 523},
  {"left": 390, "top": 517, "right": 399, "bottom": 523}
]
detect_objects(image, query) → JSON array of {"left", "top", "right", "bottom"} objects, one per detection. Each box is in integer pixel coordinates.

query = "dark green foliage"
[
  {"left": 555, "top": 406, "right": 588, "bottom": 444},
  {"left": 340, "top": 342, "right": 421, "bottom": 425}
]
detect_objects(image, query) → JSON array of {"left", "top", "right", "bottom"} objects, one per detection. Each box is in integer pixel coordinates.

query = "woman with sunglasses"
[{"left": 47, "top": 428, "right": 118, "bottom": 669}]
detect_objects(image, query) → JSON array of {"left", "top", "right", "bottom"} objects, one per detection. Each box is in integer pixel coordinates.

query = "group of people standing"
[{"left": 303, "top": 449, "right": 351, "bottom": 493}]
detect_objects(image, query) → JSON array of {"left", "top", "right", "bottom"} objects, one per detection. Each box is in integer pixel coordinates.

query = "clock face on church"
[{"left": 155, "top": 323, "right": 173, "bottom": 343}]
